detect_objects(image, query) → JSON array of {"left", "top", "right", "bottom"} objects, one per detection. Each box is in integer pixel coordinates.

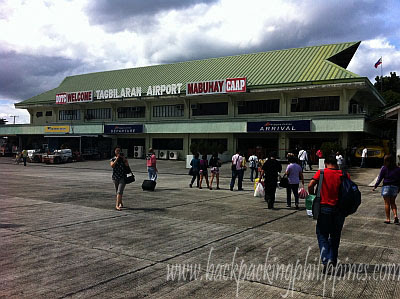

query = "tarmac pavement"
[{"left": 1, "top": 157, "right": 399, "bottom": 298}]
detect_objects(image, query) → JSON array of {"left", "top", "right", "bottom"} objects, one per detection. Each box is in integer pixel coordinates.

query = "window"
[
  {"left": 86, "top": 108, "right": 111, "bottom": 120},
  {"left": 238, "top": 99, "right": 279, "bottom": 114},
  {"left": 153, "top": 105, "right": 184, "bottom": 118},
  {"left": 192, "top": 102, "right": 228, "bottom": 116},
  {"left": 191, "top": 138, "right": 227, "bottom": 154},
  {"left": 59, "top": 110, "right": 80, "bottom": 120},
  {"left": 36, "top": 112, "right": 43, "bottom": 118},
  {"left": 290, "top": 96, "right": 340, "bottom": 112},
  {"left": 152, "top": 138, "right": 183, "bottom": 150},
  {"left": 117, "top": 106, "right": 145, "bottom": 118},
  {"left": 45, "top": 111, "right": 52, "bottom": 116}
]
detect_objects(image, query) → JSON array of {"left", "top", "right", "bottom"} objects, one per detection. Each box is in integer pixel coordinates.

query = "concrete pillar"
[
  {"left": 145, "top": 134, "right": 151, "bottom": 152},
  {"left": 145, "top": 102, "right": 152, "bottom": 121},
  {"left": 228, "top": 96, "right": 234, "bottom": 118},
  {"left": 228, "top": 133, "right": 235, "bottom": 155},
  {"left": 397, "top": 111, "right": 400, "bottom": 164},
  {"left": 280, "top": 92, "right": 286, "bottom": 116},
  {"left": 111, "top": 137, "right": 118, "bottom": 156},
  {"left": 278, "top": 132, "right": 289, "bottom": 159},
  {"left": 339, "top": 132, "right": 349, "bottom": 150},
  {"left": 18, "top": 136, "right": 23, "bottom": 151}
]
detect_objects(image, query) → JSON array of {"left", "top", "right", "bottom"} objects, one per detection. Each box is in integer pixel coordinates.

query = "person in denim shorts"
[
  {"left": 209, "top": 152, "right": 221, "bottom": 190},
  {"left": 373, "top": 154, "right": 400, "bottom": 224}
]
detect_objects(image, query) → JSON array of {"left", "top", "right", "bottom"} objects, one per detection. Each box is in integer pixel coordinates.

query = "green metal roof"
[{"left": 17, "top": 41, "right": 363, "bottom": 107}]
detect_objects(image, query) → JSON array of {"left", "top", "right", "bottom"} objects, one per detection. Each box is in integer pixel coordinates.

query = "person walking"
[
  {"left": 15, "top": 151, "right": 21, "bottom": 164},
  {"left": 22, "top": 149, "right": 28, "bottom": 166},
  {"left": 308, "top": 155, "right": 350, "bottom": 272},
  {"left": 110, "top": 146, "right": 130, "bottom": 211},
  {"left": 372, "top": 154, "right": 400, "bottom": 224},
  {"left": 146, "top": 148, "right": 158, "bottom": 181},
  {"left": 285, "top": 156, "right": 304, "bottom": 209},
  {"left": 306, "top": 149, "right": 313, "bottom": 171},
  {"left": 189, "top": 153, "right": 200, "bottom": 188},
  {"left": 248, "top": 153, "right": 258, "bottom": 182},
  {"left": 230, "top": 150, "right": 244, "bottom": 191},
  {"left": 209, "top": 152, "right": 221, "bottom": 190},
  {"left": 336, "top": 152, "right": 344, "bottom": 170},
  {"left": 260, "top": 152, "right": 282, "bottom": 209},
  {"left": 298, "top": 148, "right": 308, "bottom": 171},
  {"left": 199, "top": 154, "right": 210, "bottom": 189},
  {"left": 360, "top": 146, "right": 368, "bottom": 168},
  {"left": 241, "top": 152, "right": 247, "bottom": 181}
]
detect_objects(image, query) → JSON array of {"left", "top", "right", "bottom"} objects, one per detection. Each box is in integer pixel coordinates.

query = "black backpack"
[{"left": 338, "top": 171, "right": 361, "bottom": 217}]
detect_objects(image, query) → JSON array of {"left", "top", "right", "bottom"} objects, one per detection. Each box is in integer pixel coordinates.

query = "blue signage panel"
[
  {"left": 247, "top": 120, "right": 311, "bottom": 132},
  {"left": 104, "top": 124, "right": 144, "bottom": 134}
]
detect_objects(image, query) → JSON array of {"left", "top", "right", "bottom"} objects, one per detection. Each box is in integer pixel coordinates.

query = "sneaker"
[
  {"left": 230, "top": 187, "right": 233, "bottom": 191},
  {"left": 287, "top": 205, "right": 291, "bottom": 208},
  {"left": 394, "top": 217, "right": 399, "bottom": 224},
  {"left": 189, "top": 184, "right": 192, "bottom": 188}
]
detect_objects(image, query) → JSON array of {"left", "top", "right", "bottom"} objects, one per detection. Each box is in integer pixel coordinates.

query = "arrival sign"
[{"left": 247, "top": 120, "right": 311, "bottom": 132}]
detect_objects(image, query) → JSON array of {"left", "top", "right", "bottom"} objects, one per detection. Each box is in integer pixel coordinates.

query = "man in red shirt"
[{"left": 308, "top": 155, "right": 349, "bottom": 273}]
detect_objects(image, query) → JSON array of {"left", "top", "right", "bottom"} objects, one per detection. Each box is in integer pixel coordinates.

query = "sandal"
[
  {"left": 115, "top": 206, "right": 122, "bottom": 211},
  {"left": 384, "top": 220, "right": 391, "bottom": 224}
]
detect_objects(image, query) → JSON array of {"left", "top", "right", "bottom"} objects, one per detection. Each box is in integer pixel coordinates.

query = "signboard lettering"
[
  {"left": 56, "top": 91, "right": 93, "bottom": 104},
  {"left": 186, "top": 77, "right": 246, "bottom": 96},
  {"left": 247, "top": 121, "right": 311, "bottom": 132},
  {"left": 104, "top": 124, "right": 144, "bottom": 134},
  {"left": 44, "top": 125, "right": 70, "bottom": 133}
]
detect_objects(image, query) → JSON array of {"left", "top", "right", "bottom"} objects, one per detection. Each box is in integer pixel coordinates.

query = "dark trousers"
[
  {"left": 316, "top": 205, "right": 345, "bottom": 266},
  {"left": 23, "top": 157, "right": 27, "bottom": 166},
  {"left": 286, "top": 183, "right": 299, "bottom": 206},
  {"left": 230, "top": 169, "right": 243, "bottom": 190},
  {"left": 250, "top": 167, "right": 258, "bottom": 182},
  {"left": 190, "top": 171, "right": 200, "bottom": 187},
  {"left": 360, "top": 157, "right": 366, "bottom": 168},
  {"left": 264, "top": 181, "right": 277, "bottom": 209}
]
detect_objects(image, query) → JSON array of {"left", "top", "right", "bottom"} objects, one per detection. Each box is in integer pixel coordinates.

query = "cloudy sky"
[{"left": 1, "top": 0, "right": 399, "bottom": 123}]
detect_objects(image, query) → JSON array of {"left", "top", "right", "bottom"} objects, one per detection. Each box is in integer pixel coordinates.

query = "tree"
[{"left": 374, "top": 72, "right": 400, "bottom": 106}]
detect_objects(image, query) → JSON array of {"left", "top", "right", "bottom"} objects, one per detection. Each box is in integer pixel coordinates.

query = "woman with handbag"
[{"left": 110, "top": 146, "right": 130, "bottom": 210}]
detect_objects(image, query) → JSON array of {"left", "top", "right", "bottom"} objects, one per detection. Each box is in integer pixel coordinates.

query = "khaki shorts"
[{"left": 113, "top": 179, "right": 126, "bottom": 195}]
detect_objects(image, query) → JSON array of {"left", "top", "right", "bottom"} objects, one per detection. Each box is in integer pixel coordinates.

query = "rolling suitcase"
[{"left": 142, "top": 180, "right": 156, "bottom": 191}]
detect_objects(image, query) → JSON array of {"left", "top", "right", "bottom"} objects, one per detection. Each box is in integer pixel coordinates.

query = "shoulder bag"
[{"left": 312, "top": 169, "right": 324, "bottom": 220}]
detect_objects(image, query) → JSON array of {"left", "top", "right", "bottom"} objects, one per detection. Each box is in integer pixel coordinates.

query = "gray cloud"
[
  {"left": 0, "top": 50, "right": 85, "bottom": 101},
  {"left": 85, "top": 0, "right": 219, "bottom": 32},
  {"left": 148, "top": 0, "right": 394, "bottom": 70}
]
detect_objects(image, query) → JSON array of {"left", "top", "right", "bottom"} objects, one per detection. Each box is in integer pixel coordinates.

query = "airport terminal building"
[{"left": 0, "top": 41, "right": 385, "bottom": 160}]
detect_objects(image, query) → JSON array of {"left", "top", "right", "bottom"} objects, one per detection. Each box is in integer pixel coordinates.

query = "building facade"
[{"left": 0, "top": 41, "right": 385, "bottom": 160}]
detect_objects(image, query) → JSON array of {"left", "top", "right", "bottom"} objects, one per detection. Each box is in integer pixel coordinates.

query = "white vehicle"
[
  {"left": 28, "top": 149, "right": 43, "bottom": 163},
  {"left": 42, "top": 149, "right": 73, "bottom": 164}
]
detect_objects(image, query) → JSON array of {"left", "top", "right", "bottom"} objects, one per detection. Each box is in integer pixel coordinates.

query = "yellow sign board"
[{"left": 44, "top": 125, "right": 70, "bottom": 133}]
